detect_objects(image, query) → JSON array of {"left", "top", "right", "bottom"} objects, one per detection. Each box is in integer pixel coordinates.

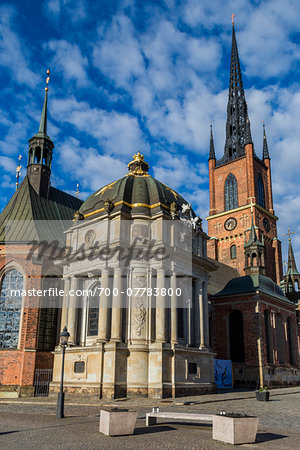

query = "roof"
[
  {"left": 207, "top": 258, "right": 240, "bottom": 295},
  {"left": 80, "top": 152, "right": 193, "bottom": 220},
  {"left": 211, "top": 273, "right": 294, "bottom": 304},
  {"left": 0, "top": 176, "right": 82, "bottom": 243}
]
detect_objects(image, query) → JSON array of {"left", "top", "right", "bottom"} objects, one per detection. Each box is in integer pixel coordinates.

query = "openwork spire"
[
  {"left": 209, "top": 124, "right": 216, "bottom": 160},
  {"left": 221, "top": 24, "right": 250, "bottom": 164},
  {"left": 262, "top": 123, "right": 270, "bottom": 159}
]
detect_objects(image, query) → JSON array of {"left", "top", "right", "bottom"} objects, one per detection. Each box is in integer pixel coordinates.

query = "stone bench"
[{"left": 146, "top": 411, "right": 213, "bottom": 427}]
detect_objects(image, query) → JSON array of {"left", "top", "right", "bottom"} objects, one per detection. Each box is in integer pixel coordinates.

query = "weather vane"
[
  {"left": 230, "top": 13, "right": 235, "bottom": 25},
  {"left": 45, "top": 69, "right": 50, "bottom": 91},
  {"left": 283, "top": 228, "right": 295, "bottom": 241},
  {"left": 15, "top": 154, "right": 22, "bottom": 190},
  {"left": 75, "top": 183, "right": 80, "bottom": 198}
]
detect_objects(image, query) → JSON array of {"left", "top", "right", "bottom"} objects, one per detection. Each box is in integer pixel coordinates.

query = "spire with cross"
[{"left": 218, "top": 15, "right": 251, "bottom": 165}]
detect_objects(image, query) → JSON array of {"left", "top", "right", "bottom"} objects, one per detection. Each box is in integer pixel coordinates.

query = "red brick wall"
[
  {"left": 0, "top": 244, "right": 60, "bottom": 388},
  {"left": 211, "top": 293, "right": 299, "bottom": 369},
  {"left": 207, "top": 145, "right": 283, "bottom": 283}
]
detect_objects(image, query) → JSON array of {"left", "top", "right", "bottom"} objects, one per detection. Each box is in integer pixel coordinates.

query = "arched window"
[
  {"left": 0, "top": 269, "right": 23, "bottom": 348},
  {"left": 87, "top": 283, "right": 100, "bottom": 337},
  {"left": 264, "top": 310, "right": 273, "bottom": 363},
  {"left": 229, "top": 310, "right": 245, "bottom": 362},
  {"left": 230, "top": 244, "right": 237, "bottom": 259},
  {"left": 225, "top": 173, "right": 238, "bottom": 211},
  {"left": 257, "top": 174, "right": 265, "bottom": 209}
]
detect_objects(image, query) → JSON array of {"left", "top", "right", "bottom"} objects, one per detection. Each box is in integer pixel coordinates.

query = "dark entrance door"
[{"left": 229, "top": 310, "right": 245, "bottom": 362}]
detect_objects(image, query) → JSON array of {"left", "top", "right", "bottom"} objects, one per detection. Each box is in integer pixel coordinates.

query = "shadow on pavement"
[
  {"left": 256, "top": 432, "right": 288, "bottom": 443},
  {"left": 134, "top": 425, "right": 175, "bottom": 435}
]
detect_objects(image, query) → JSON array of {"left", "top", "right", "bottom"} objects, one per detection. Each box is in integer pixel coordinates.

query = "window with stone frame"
[
  {"left": 224, "top": 173, "right": 238, "bottom": 211},
  {"left": 257, "top": 174, "right": 265, "bottom": 209},
  {"left": 0, "top": 269, "right": 23, "bottom": 349},
  {"left": 87, "top": 283, "right": 100, "bottom": 336}
]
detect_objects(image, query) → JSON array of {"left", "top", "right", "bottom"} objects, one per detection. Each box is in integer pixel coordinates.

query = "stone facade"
[{"left": 51, "top": 211, "right": 216, "bottom": 399}]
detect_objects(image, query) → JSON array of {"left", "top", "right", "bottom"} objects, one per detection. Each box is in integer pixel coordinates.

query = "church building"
[
  {"left": 0, "top": 76, "right": 82, "bottom": 396},
  {"left": 208, "top": 24, "right": 300, "bottom": 387}
]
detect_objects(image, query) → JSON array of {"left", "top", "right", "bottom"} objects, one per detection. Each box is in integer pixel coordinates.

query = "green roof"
[
  {"left": 80, "top": 173, "right": 191, "bottom": 219},
  {"left": 211, "top": 273, "right": 293, "bottom": 304},
  {"left": 0, "top": 176, "right": 82, "bottom": 243}
]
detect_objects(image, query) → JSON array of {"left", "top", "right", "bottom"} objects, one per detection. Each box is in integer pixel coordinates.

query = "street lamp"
[{"left": 56, "top": 326, "right": 70, "bottom": 418}]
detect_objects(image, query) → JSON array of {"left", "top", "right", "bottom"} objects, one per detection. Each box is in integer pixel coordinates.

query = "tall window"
[
  {"left": 87, "top": 283, "right": 100, "bottom": 337},
  {"left": 225, "top": 173, "right": 238, "bottom": 211},
  {"left": 264, "top": 310, "right": 273, "bottom": 363},
  {"left": 230, "top": 245, "right": 237, "bottom": 259},
  {"left": 0, "top": 269, "right": 23, "bottom": 348},
  {"left": 287, "top": 317, "right": 295, "bottom": 366},
  {"left": 257, "top": 174, "right": 265, "bottom": 209},
  {"left": 37, "top": 277, "right": 60, "bottom": 351},
  {"left": 275, "top": 314, "right": 285, "bottom": 364},
  {"left": 229, "top": 310, "right": 245, "bottom": 362}
]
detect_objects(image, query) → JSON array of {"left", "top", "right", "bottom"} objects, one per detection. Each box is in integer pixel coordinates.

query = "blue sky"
[{"left": 1, "top": 0, "right": 300, "bottom": 269}]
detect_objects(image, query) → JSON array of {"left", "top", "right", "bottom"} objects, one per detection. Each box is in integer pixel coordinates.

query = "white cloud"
[
  {"left": 0, "top": 6, "right": 39, "bottom": 87},
  {"left": 52, "top": 97, "right": 147, "bottom": 156},
  {"left": 93, "top": 15, "right": 145, "bottom": 88},
  {"left": 46, "top": 40, "right": 89, "bottom": 86},
  {"left": 58, "top": 137, "right": 126, "bottom": 192}
]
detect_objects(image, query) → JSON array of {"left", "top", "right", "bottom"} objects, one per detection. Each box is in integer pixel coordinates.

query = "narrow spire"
[
  {"left": 287, "top": 237, "right": 299, "bottom": 275},
  {"left": 245, "top": 216, "right": 264, "bottom": 248},
  {"left": 262, "top": 123, "right": 270, "bottom": 159},
  {"left": 37, "top": 69, "right": 50, "bottom": 137},
  {"left": 222, "top": 23, "right": 250, "bottom": 163},
  {"left": 209, "top": 124, "right": 216, "bottom": 160}
]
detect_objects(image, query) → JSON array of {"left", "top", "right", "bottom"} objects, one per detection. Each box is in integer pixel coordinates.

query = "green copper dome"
[{"left": 79, "top": 152, "right": 192, "bottom": 220}]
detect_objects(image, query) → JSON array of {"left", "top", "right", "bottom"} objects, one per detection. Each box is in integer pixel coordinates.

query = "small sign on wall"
[{"left": 214, "top": 359, "right": 233, "bottom": 388}]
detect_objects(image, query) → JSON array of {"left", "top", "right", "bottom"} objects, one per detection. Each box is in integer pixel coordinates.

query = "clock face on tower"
[
  {"left": 263, "top": 217, "right": 270, "bottom": 232},
  {"left": 224, "top": 217, "right": 237, "bottom": 231}
]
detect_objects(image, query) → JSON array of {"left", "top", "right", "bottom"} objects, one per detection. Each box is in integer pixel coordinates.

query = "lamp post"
[{"left": 56, "top": 326, "right": 70, "bottom": 418}]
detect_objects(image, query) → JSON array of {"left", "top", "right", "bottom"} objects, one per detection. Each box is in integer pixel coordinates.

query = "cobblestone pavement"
[{"left": 0, "top": 387, "right": 300, "bottom": 449}]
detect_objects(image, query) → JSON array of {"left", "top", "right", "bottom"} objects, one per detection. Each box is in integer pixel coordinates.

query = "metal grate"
[{"left": 34, "top": 369, "right": 53, "bottom": 397}]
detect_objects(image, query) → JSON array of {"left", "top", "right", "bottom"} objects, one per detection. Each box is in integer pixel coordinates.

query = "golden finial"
[
  {"left": 45, "top": 69, "right": 50, "bottom": 92},
  {"left": 230, "top": 13, "right": 235, "bottom": 25},
  {"left": 127, "top": 150, "right": 149, "bottom": 176},
  {"left": 133, "top": 151, "right": 144, "bottom": 162},
  {"left": 75, "top": 183, "right": 80, "bottom": 198},
  {"left": 15, "top": 154, "right": 22, "bottom": 190},
  {"left": 283, "top": 228, "right": 295, "bottom": 242}
]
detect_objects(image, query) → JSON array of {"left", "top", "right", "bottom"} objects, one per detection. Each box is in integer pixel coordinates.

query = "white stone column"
[
  {"left": 170, "top": 272, "right": 178, "bottom": 344},
  {"left": 67, "top": 276, "right": 78, "bottom": 346},
  {"left": 197, "top": 280, "right": 205, "bottom": 349},
  {"left": 111, "top": 267, "right": 122, "bottom": 342},
  {"left": 60, "top": 277, "right": 70, "bottom": 330},
  {"left": 97, "top": 268, "right": 109, "bottom": 342},
  {"left": 155, "top": 269, "right": 166, "bottom": 342}
]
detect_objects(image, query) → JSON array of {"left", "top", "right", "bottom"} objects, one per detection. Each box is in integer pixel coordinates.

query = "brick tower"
[{"left": 207, "top": 24, "right": 283, "bottom": 285}]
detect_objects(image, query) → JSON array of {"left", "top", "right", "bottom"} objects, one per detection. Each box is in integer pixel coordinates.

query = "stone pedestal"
[
  {"left": 99, "top": 408, "right": 137, "bottom": 436},
  {"left": 213, "top": 414, "right": 259, "bottom": 445}
]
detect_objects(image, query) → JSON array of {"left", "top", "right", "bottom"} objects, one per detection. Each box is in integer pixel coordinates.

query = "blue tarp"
[{"left": 214, "top": 359, "right": 233, "bottom": 388}]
